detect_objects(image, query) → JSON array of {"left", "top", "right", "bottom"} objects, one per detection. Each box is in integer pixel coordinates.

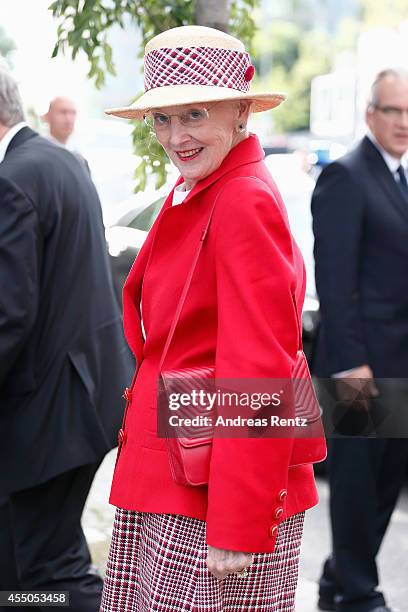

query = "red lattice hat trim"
[{"left": 144, "top": 46, "right": 254, "bottom": 92}]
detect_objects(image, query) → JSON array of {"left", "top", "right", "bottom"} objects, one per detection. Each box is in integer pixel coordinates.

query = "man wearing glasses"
[{"left": 312, "top": 68, "right": 408, "bottom": 612}]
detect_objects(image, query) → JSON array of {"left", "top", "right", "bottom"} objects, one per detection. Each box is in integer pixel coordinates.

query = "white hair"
[
  {"left": 369, "top": 68, "right": 408, "bottom": 107},
  {"left": 0, "top": 64, "right": 25, "bottom": 126}
]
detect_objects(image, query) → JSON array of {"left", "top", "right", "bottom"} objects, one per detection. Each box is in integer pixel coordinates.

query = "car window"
[{"left": 128, "top": 197, "right": 165, "bottom": 231}]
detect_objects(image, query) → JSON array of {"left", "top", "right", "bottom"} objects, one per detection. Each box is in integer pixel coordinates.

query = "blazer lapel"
[
  {"left": 362, "top": 136, "right": 408, "bottom": 224},
  {"left": 122, "top": 248, "right": 147, "bottom": 367}
]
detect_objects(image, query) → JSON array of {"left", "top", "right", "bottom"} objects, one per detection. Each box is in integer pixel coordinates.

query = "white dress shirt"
[
  {"left": 172, "top": 182, "right": 192, "bottom": 205},
  {"left": 367, "top": 132, "right": 407, "bottom": 184},
  {"left": 0, "top": 122, "right": 27, "bottom": 163}
]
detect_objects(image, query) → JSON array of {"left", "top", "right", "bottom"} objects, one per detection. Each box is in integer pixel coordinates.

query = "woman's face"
[{"left": 150, "top": 100, "right": 251, "bottom": 190}]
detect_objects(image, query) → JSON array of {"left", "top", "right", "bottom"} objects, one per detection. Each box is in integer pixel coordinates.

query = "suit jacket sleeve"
[
  {"left": 312, "top": 162, "right": 368, "bottom": 373},
  {"left": 205, "top": 177, "right": 298, "bottom": 553},
  {"left": 0, "top": 177, "right": 40, "bottom": 386}
]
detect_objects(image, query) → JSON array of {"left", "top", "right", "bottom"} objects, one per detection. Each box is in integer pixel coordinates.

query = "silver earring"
[{"left": 237, "top": 123, "right": 246, "bottom": 133}]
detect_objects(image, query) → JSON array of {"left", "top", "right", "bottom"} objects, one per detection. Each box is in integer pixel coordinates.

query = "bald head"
[{"left": 44, "top": 96, "right": 77, "bottom": 145}]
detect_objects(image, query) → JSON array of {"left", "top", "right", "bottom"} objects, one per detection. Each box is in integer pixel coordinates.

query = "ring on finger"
[{"left": 235, "top": 568, "right": 249, "bottom": 578}]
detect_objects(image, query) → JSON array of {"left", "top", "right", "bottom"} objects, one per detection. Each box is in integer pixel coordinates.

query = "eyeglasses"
[
  {"left": 373, "top": 105, "right": 408, "bottom": 120},
  {"left": 143, "top": 102, "right": 221, "bottom": 132}
]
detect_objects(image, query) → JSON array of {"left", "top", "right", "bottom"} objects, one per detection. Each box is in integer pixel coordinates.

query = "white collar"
[
  {"left": 0, "top": 122, "right": 28, "bottom": 163},
  {"left": 172, "top": 182, "right": 192, "bottom": 206},
  {"left": 367, "top": 131, "right": 406, "bottom": 174}
]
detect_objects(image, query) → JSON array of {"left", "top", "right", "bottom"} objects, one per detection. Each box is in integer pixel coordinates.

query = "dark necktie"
[{"left": 396, "top": 165, "right": 408, "bottom": 199}]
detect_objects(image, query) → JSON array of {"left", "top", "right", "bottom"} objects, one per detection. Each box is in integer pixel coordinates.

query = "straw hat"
[{"left": 105, "top": 25, "right": 286, "bottom": 120}]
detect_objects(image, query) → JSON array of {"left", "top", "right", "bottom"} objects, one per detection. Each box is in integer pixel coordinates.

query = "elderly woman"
[{"left": 101, "top": 25, "right": 325, "bottom": 612}]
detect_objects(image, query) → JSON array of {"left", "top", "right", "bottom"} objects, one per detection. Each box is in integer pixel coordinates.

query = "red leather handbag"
[{"left": 159, "top": 195, "right": 326, "bottom": 487}]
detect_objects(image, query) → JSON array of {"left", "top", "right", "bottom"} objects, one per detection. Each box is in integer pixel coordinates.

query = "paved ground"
[
  {"left": 296, "top": 475, "right": 408, "bottom": 611},
  {"left": 83, "top": 450, "right": 408, "bottom": 611}
]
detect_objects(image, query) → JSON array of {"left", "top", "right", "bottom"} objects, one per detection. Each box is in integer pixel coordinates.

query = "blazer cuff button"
[
  {"left": 274, "top": 507, "right": 284, "bottom": 519},
  {"left": 123, "top": 387, "right": 132, "bottom": 401},
  {"left": 117, "top": 428, "right": 126, "bottom": 445}
]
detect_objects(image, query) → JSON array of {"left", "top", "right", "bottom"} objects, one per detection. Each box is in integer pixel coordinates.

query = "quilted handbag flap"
[
  {"left": 161, "top": 365, "right": 215, "bottom": 393},
  {"left": 160, "top": 366, "right": 215, "bottom": 440}
]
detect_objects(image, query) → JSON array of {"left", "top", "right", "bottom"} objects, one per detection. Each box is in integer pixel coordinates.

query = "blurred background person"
[
  {"left": 0, "top": 66, "right": 133, "bottom": 611},
  {"left": 42, "top": 95, "right": 77, "bottom": 147},
  {"left": 42, "top": 95, "right": 90, "bottom": 170},
  {"left": 312, "top": 68, "right": 408, "bottom": 612}
]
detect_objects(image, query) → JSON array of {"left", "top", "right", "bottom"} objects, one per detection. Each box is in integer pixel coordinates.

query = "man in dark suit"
[
  {"left": 0, "top": 68, "right": 133, "bottom": 610},
  {"left": 312, "top": 68, "right": 408, "bottom": 612}
]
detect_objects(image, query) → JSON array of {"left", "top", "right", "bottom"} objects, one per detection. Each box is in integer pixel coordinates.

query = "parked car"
[
  {"left": 74, "top": 119, "right": 140, "bottom": 222},
  {"left": 106, "top": 184, "right": 168, "bottom": 304},
  {"left": 307, "top": 139, "right": 347, "bottom": 180}
]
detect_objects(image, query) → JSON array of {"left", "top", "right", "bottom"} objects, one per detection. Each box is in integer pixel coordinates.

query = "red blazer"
[{"left": 110, "top": 134, "right": 323, "bottom": 553}]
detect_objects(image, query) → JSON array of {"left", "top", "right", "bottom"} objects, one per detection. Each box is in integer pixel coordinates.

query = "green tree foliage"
[
  {"left": 255, "top": 22, "right": 331, "bottom": 133},
  {"left": 254, "top": 0, "right": 408, "bottom": 134},
  {"left": 253, "top": 21, "right": 300, "bottom": 77},
  {"left": 50, "top": 0, "right": 259, "bottom": 191},
  {"left": 283, "top": 30, "right": 331, "bottom": 132}
]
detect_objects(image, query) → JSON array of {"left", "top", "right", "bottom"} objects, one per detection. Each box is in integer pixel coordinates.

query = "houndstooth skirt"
[{"left": 100, "top": 509, "right": 305, "bottom": 612}]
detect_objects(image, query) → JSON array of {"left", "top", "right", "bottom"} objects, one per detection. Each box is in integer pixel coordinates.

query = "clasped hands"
[{"left": 207, "top": 545, "right": 254, "bottom": 580}]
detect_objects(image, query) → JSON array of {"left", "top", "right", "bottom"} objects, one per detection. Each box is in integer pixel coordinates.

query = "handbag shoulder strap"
[{"left": 159, "top": 195, "right": 219, "bottom": 372}]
